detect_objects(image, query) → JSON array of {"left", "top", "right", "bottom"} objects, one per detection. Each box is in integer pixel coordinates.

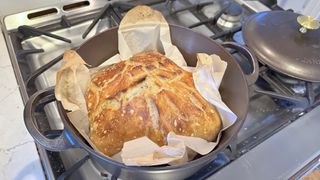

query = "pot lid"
[{"left": 243, "top": 11, "right": 320, "bottom": 82}]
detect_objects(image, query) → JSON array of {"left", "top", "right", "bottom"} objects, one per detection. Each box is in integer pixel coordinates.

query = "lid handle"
[{"left": 297, "top": 15, "right": 320, "bottom": 33}]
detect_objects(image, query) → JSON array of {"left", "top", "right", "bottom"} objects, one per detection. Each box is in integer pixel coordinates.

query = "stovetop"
[{"left": 2, "top": 0, "right": 320, "bottom": 179}]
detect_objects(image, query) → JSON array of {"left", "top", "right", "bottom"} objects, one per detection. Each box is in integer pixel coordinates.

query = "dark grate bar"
[
  {"left": 140, "top": 0, "right": 166, "bottom": 6},
  {"left": 211, "top": 26, "right": 241, "bottom": 39},
  {"left": 82, "top": 4, "right": 111, "bottom": 39},
  {"left": 170, "top": 1, "right": 213, "bottom": 15},
  {"left": 26, "top": 46, "right": 79, "bottom": 89},
  {"left": 60, "top": 15, "right": 72, "bottom": 28},
  {"left": 82, "top": 0, "right": 167, "bottom": 39},
  {"left": 18, "top": 25, "right": 72, "bottom": 43},
  {"left": 16, "top": 48, "right": 44, "bottom": 59},
  {"left": 113, "top": 1, "right": 135, "bottom": 11},
  {"left": 109, "top": 5, "right": 123, "bottom": 25},
  {"left": 57, "top": 155, "right": 90, "bottom": 180},
  {"left": 26, "top": 54, "right": 64, "bottom": 88}
]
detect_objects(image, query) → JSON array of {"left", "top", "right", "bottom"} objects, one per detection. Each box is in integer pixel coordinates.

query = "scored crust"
[{"left": 85, "top": 51, "right": 222, "bottom": 156}]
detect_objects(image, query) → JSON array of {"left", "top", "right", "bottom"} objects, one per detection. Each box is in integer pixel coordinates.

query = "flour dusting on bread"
[{"left": 85, "top": 51, "right": 222, "bottom": 156}]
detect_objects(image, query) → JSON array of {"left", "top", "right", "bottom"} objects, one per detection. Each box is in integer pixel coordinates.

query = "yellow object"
[{"left": 297, "top": 15, "right": 320, "bottom": 33}]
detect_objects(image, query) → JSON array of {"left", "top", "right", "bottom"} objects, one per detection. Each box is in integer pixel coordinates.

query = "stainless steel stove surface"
[{"left": 2, "top": 0, "right": 320, "bottom": 179}]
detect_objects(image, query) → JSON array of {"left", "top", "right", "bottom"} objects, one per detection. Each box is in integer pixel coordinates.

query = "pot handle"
[
  {"left": 24, "top": 87, "right": 78, "bottom": 151},
  {"left": 221, "top": 42, "right": 259, "bottom": 86}
]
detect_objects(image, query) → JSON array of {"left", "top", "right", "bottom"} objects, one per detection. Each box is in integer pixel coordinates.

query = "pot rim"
[{"left": 56, "top": 24, "right": 249, "bottom": 171}]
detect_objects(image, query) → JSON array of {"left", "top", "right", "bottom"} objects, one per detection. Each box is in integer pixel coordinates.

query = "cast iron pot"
[
  {"left": 243, "top": 11, "right": 320, "bottom": 82},
  {"left": 24, "top": 25, "right": 258, "bottom": 180}
]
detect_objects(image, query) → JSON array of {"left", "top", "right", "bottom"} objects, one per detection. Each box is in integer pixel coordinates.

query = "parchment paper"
[{"left": 55, "top": 6, "right": 237, "bottom": 166}]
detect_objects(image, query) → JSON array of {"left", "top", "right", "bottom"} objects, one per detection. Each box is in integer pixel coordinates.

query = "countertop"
[
  {"left": 0, "top": 30, "right": 45, "bottom": 179},
  {"left": 210, "top": 105, "right": 320, "bottom": 179}
]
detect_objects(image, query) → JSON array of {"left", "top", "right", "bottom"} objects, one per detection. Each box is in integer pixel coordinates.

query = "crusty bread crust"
[{"left": 85, "top": 51, "right": 221, "bottom": 156}]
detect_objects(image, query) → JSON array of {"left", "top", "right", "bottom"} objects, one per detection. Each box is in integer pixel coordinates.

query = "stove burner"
[
  {"left": 225, "top": 3, "right": 242, "bottom": 16},
  {"left": 217, "top": 3, "right": 242, "bottom": 30},
  {"left": 188, "top": 4, "right": 228, "bottom": 28}
]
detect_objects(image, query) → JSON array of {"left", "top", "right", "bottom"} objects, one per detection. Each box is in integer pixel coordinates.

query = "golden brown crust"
[{"left": 85, "top": 51, "right": 222, "bottom": 156}]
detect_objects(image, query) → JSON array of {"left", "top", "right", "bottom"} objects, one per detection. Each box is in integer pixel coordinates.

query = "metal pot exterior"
[{"left": 24, "top": 25, "right": 253, "bottom": 179}]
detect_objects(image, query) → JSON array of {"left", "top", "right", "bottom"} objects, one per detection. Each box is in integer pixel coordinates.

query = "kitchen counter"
[
  {"left": 210, "top": 106, "right": 320, "bottom": 179},
  {"left": 0, "top": 30, "right": 45, "bottom": 180}
]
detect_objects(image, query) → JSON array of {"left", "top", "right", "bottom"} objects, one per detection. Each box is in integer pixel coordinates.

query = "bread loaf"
[{"left": 85, "top": 51, "right": 221, "bottom": 156}]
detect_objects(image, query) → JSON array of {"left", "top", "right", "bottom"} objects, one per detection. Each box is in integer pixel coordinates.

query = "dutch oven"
[
  {"left": 243, "top": 11, "right": 320, "bottom": 82},
  {"left": 24, "top": 25, "right": 259, "bottom": 179}
]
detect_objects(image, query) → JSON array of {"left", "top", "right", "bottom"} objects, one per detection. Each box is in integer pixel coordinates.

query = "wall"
[{"left": 278, "top": 0, "right": 320, "bottom": 20}]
